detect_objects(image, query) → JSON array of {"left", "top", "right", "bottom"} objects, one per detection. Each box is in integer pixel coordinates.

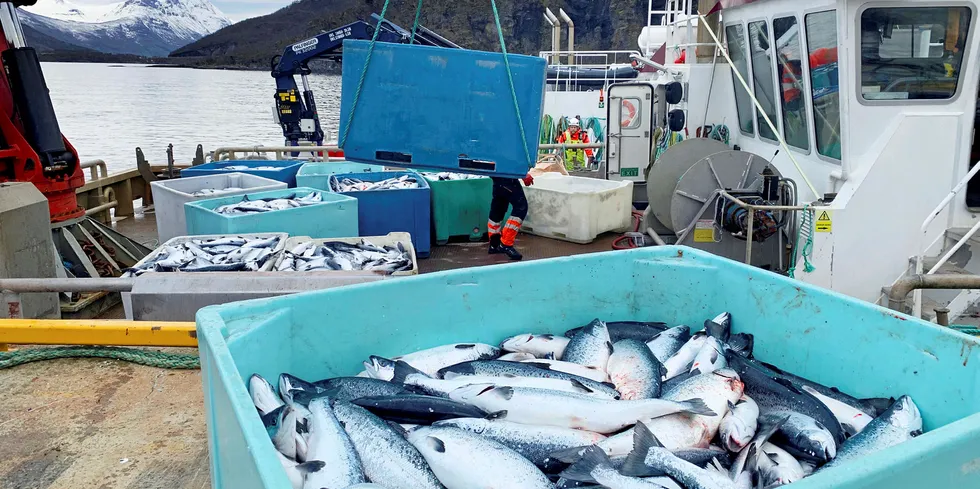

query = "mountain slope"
[
  {"left": 20, "top": 0, "right": 231, "bottom": 57},
  {"left": 171, "top": 0, "right": 648, "bottom": 69}
]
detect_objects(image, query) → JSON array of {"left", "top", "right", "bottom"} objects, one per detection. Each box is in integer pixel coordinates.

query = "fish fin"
[
  {"left": 709, "top": 348, "right": 720, "bottom": 365},
  {"left": 391, "top": 360, "right": 427, "bottom": 384},
  {"left": 295, "top": 460, "right": 325, "bottom": 474},
  {"left": 486, "top": 410, "right": 508, "bottom": 420},
  {"left": 493, "top": 386, "right": 514, "bottom": 400},
  {"left": 679, "top": 398, "right": 716, "bottom": 416},
  {"left": 295, "top": 418, "right": 309, "bottom": 435},
  {"left": 727, "top": 333, "right": 755, "bottom": 358},
  {"left": 559, "top": 446, "right": 608, "bottom": 483},
  {"left": 564, "top": 327, "right": 580, "bottom": 338},
  {"left": 773, "top": 377, "right": 804, "bottom": 395},
  {"left": 620, "top": 422, "right": 660, "bottom": 477},
  {"left": 727, "top": 400, "right": 737, "bottom": 411},
  {"left": 523, "top": 362, "right": 554, "bottom": 371},
  {"left": 754, "top": 415, "right": 789, "bottom": 445},
  {"left": 860, "top": 397, "right": 898, "bottom": 416},
  {"left": 606, "top": 341, "right": 614, "bottom": 355},
  {"left": 541, "top": 334, "right": 555, "bottom": 339},
  {"left": 455, "top": 344, "right": 476, "bottom": 349},
  {"left": 543, "top": 352, "right": 556, "bottom": 360},
  {"left": 550, "top": 446, "right": 587, "bottom": 464},
  {"left": 425, "top": 436, "right": 446, "bottom": 453},
  {"left": 568, "top": 378, "right": 594, "bottom": 394},
  {"left": 386, "top": 420, "right": 408, "bottom": 436},
  {"left": 759, "top": 360, "right": 787, "bottom": 375},
  {"left": 260, "top": 405, "right": 285, "bottom": 428},
  {"left": 601, "top": 381, "right": 617, "bottom": 389}
]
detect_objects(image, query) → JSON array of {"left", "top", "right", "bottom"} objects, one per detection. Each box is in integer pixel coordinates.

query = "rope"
[
  {"left": 539, "top": 114, "right": 555, "bottom": 153},
  {"left": 339, "top": 0, "right": 394, "bottom": 148},
  {"left": 410, "top": 0, "right": 424, "bottom": 43},
  {"left": 583, "top": 117, "right": 605, "bottom": 163},
  {"left": 950, "top": 325, "right": 980, "bottom": 336},
  {"left": 0, "top": 346, "right": 200, "bottom": 370},
  {"left": 490, "top": 0, "right": 533, "bottom": 170},
  {"left": 788, "top": 205, "right": 816, "bottom": 278}
]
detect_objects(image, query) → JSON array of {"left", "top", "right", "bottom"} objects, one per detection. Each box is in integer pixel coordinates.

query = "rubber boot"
[
  {"left": 498, "top": 244, "right": 523, "bottom": 261},
  {"left": 488, "top": 234, "right": 503, "bottom": 254}
]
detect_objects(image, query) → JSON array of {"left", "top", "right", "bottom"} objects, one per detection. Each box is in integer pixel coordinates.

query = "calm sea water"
[{"left": 42, "top": 63, "right": 343, "bottom": 175}]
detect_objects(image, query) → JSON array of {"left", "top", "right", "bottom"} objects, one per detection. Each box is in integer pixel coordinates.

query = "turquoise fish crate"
[
  {"left": 197, "top": 246, "right": 980, "bottom": 489},
  {"left": 295, "top": 161, "right": 384, "bottom": 191},
  {"left": 184, "top": 187, "right": 358, "bottom": 238},
  {"left": 339, "top": 40, "right": 545, "bottom": 178},
  {"left": 180, "top": 160, "right": 306, "bottom": 187},
  {"left": 328, "top": 171, "right": 431, "bottom": 257}
]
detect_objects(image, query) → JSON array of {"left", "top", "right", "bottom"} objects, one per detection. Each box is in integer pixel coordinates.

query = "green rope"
[
  {"left": 949, "top": 325, "right": 980, "bottom": 336},
  {"left": 339, "top": 0, "right": 394, "bottom": 148},
  {"left": 788, "top": 205, "right": 816, "bottom": 278},
  {"left": 489, "top": 0, "right": 533, "bottom": 170},
  {"left": 409, "top": 0, "right": 424, "bottom": 43},
  {"left": 583, "top": 117, "right": 605, "bottom": 162},
  {"left": 539, "top": 114, "right": 555, "bottom": 154},
  {"left": 0, "top": 346, "right": 200, "bottom": 370}
]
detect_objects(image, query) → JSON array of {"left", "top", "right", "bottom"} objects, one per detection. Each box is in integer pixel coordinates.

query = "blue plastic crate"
[
  {"left": 339, "top": 40, "right": 545, "bottom": 178},
  {"left": 295, "top": 161, "right": 384, "bottom": 191},
  {"left": 180, "top": 160, "right": 306, "bottom": 187},
  {"left": 197, "top": 246, "right": 980, "bottom": 489},
  {"left": 329, "top": 171, "right": 431, "bottom": 257},
  {"left": 184, "top": 187, "right": 358, "bottom": 238}
]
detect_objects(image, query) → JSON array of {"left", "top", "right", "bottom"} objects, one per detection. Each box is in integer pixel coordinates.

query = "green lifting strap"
[
  {"left": 410, "top": 0, "right": 424, "bottom": 43},
  {"left": 490, "top": 0, "right": 533, "bottom": 171}
]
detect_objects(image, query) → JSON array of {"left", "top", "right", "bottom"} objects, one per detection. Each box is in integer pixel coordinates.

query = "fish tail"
[
  {"left": 295, "top": 460, "right": 325, "bottom": 475},
  {"left": 559, "top": 445, "right": 609, "bottom": 483},
  {"left": 550, "top": 445, "right": 587, "bottom": 464},
  {"left": 620, "top": 422, "right": 661, "bottom": 477},
  {"left": 678, "top": 398, "right": 716, "bottom": 416}
]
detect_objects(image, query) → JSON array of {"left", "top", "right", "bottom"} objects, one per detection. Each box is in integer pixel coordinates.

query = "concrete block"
[{"left": 0, "top": 182, "right": 60, "bottom": 319}]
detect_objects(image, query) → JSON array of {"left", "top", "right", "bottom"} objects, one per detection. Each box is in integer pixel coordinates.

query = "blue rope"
[
  {"left": 339, "top": 0, "right": 393, "bottom": 148},
  {"left": 410, "top": 0, "right": 424, "bottom": 43},
  {"left": 489, "top": 0, "right": 533, "bottom": 170}
]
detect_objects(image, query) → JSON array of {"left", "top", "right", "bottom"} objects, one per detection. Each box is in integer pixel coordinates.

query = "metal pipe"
[
  {"left": 80, "top": 159, "right": 108, "bottom": 181},
  {"left": 630, "top": 53, "right": 674, "bottom": 74},
  {"left": 545, "top": 9, "right": 560, "bottom": 64},
  {"left": 935, "top": 308, "right": 950, "bottom": 327},
  {"left": 84, "top": 200, "right": 118, "bottom": 217},
  {"left": 539, "top": 143, "right": 604, "bottom": 150},
  {"left": 887, "top": 274, "right": 980, "bottom": 311},
  {"left": 745, "top": 208, "right": 755, "bottom": 265},
  {"left": 0, "top": 4, "right": 27, "bottom": 49},
  {"left": 558, "top": 9, "right": 574, "bottom": 62},
  {"left": 922, "top": 160, "right": 980, "bottom": 232},
  {"left": 645, "top": 227, "right": 668, "bottom": 246},
  {"left": 0, "top": 278, "right": 134, "bottom": 293}
]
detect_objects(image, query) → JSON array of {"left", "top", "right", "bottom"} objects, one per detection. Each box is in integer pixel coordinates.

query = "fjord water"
[{"left": 42, "top": 62, "right": 343, "bottom": 175}]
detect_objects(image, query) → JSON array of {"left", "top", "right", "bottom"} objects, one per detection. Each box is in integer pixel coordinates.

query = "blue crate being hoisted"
[{"left": 339, "top": 40, "right": 546, "bottom": 179}]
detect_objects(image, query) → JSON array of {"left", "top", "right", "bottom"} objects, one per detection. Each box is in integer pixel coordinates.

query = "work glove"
[{"left": 522, "top": 173, "right": 534, "bottom": 186}]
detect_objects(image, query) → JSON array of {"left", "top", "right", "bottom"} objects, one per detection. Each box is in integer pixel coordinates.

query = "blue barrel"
[{"left": 339, "top": 40, "right": 545, "bottom": 178}]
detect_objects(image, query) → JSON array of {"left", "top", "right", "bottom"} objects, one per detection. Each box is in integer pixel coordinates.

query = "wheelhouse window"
[
  {"left": 748, "top": 20, "right": 779, "bottom": 141},
  {"left": 726, "top": 24, "right": 755, "bottom": 135},
  {"left": 806, "top": 10, "right": 842, "bottom": 160},
  {"left": 861, "top": 7, "right": 972, "bottom": 101},
  {"left": 774, "top": 16, "right": 809, "bottom": 151}
]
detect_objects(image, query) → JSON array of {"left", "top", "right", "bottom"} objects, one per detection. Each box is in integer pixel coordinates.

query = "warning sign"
[
  {"left": 815, "top": 210, "right": 833, "bottom": 233},
  {"left": 694, "top": 220, "right": 716, "bottom": 243}
]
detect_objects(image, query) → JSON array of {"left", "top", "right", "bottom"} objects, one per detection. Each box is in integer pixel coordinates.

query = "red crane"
[{"left": 0, "top": 1, "right": 84, "bottom": 222}]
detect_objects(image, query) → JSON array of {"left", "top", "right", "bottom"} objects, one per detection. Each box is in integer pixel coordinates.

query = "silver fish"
[
  {"left": 621, "top": 422, "right": 738, "bottom": 489},
  {"left": 500, "top": 333, "right": 570, "bottom": 358},
  {"left": 607, "top": 339, "right": 665, "bottom": 400},
  {"left": 498, "top": 352, "right": 537, "bottom": 361},
  {"left": 391, "top": 360, "right": 616, "bottom": 399},
  {"left": 646, "top": 325, "right": 692, "bottom": 363},
  {"left": 690, "top": 337, "right": 726, "bottom": 375},
  {"left": 276, "top": 451, "right": 324, "bottom": 489},
  {"left": 364, "top": 356, "right": 397, "bottom": 381},
  {"left": 271, "top": 405, "right": 310, "bottom": 462},
  {"left": 719, "top": 395, "right": 759, "bottom": 453},
  {"left": 249, "top": 373, "right": 284, "bottom": 415},
  {"left": 561, "top": 445, "right": 672, "bottom": 488},
  {"left": 822, "top": 396, "right": 921, "bottom": 470},
  {"left": 801, "top": 384, "right": 874, "bottom": 437},
  {"left": 303, "top": 398, "right": 365, "bottom": 489},
  {"left": 333, "top": 402, "right": 442, "bottom": 489},
  {"left": 760, "top": 410, "right": 837, "bottom": 462},
  {"left": 664, "top": 332, "right": 708, "bottom": 380},
  {"left": 392, "top": 343, "right": 501, "bottom": 377},
  {"left": 519, "top": 359, "right": 610, "bottom": 382},
  {"left": 562, "top": 318, "right": 614, "bottom": 371},
  {"left": 434, "top": 418, "right": 606, "bottom": 471},
  {"left": 449, "top": 384, "right": 714, "bottom": 434},
  {"left": 407, "top": 426, "right": 553, "bottom": 489},
  {"left": 335, "top": 175, "right": 422, "bottom": 192},
  {"left": 439, "top": 360, "right": 619, "bottom": 399},
  {"left": 750, "top": 442, "right": 806, "bottom": 487}
]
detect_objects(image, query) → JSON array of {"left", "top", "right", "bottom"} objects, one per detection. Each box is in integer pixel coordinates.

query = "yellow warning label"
[
  {"left": 815, "top": 210, "right": 832, "bottom": 233},
  {"left": 694, "top": 220, "right": 715, "bottom": 243}
]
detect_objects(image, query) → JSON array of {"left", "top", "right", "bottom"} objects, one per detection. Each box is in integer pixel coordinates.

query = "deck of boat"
[{"left": 0, "top": 205, "right": 622, "bottom": 488}]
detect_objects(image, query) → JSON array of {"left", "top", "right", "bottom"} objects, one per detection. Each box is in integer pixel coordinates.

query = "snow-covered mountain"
[{"left": 19, "top": 0, "right": 232, "bottom": 56}]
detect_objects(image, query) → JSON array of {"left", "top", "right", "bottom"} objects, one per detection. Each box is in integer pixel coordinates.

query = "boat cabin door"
[{"left": 606, "top": 82, "right": 655, "bottom": 184}]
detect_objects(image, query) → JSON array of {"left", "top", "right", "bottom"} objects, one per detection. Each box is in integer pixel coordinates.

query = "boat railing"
[
  {"left": 80, "top": 159, "right": 108, "bottom": 182},
  {"left": 537, "top": 50, "right": 641, "bottom": 90},
  {"left": 913, "top": 160, "right": 980, "bottom": 317},
  {"left": 214, "top": 144, "right": 606, "bottom": 163}
]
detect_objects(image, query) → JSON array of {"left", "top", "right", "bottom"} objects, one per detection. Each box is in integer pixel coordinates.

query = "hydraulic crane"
[
  {"left": 0, "top": 0, "right": 84, "bottom": 222},
  {"left": 271, "top": 15, "right": 460, "bottom": 146}
]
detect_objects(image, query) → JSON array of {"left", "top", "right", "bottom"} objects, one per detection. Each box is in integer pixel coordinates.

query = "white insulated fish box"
[
  {"left": 522, "top": 174, "right": 634, "bottom": 244},
  {"left": 274, "top": 233, "right": 419, "bottom": 276},
  {"left": 150, "top": 173, "right": 287, "bottom": 243}
]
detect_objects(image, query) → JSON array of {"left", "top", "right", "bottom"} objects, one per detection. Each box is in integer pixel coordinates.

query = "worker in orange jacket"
[{"left": 557, "top": 117, "right": 594, "bottom": 170}]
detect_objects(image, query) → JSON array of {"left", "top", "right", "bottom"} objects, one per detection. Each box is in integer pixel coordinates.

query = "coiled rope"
[{"left": 0, "top": 346, "right": 200, "bottom": 370}]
